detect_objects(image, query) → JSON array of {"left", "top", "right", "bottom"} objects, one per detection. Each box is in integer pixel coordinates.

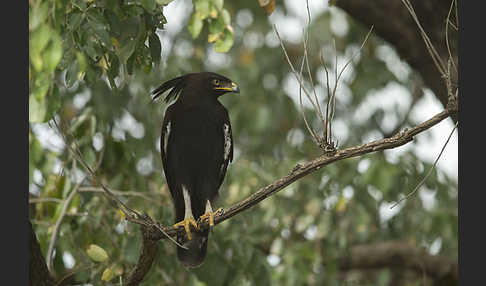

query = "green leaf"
[
  {"left": 156, "top": 0, "right": 175, "bottom": 5},
  {"left": 45, "top": 85, "right": 61, "bottom": 121},
  {"left": 69, "top": 107, "right": 93, "bottom": 133},
  {"left": 85, "top": 65, "right": 103, "bottom": 84},
  {"left": 208, "top": 32, "right": 222, "bottom": 43},
  {"left": 60, "top": 175, "right": 72, "bottom": 199},
  {"left": 188, "top": 12, "right": 204, "bottom": 39},
  {"left": 86, "top": 9, "right": 113, "bottom": 49},
  {"left": 153, "top": 11, "right": 167, "bottom": 29},
  {"left": 118, "top": 37, "right": 138, "bottom": 65},
  {"left": 104, "top": 9, "right": 121, "bottom": 36},
  {"left": 208, "top": 14, "right": 225, "bottom": 34},
  {"left": 44, "top": 33, "right": 63, "bottom": 72},
  {"left": 209, "top": 4, "right": 218, "bottom": 18},
  {"left": 76, "top": 52, "right": 88, "bottom": 73},
  {"left": 149, "top": 33, "right": 161, "bottom": 64},
  {"left": 86, "top": 244, "right": 109, "bottom": 262},
  {"left": 89, "top": 22, "right": 113, "bottom": 49},
  {"left": 33, "top": 73, "right": 51, "bottom": 101},
  {"left": 140, "top": 0, "right": 156, "bottom": 12},
  {"left": 82, "top": 44, "right": 102, "bottom": 62},
  {"left": 68, "top": 193, "right": 81, "bottom": 214},
  {"left": 84, "top": 148, "right": 97, "bottom": 168},
  {"left": 107, "top": 51, "right": 120, "bottom": 79},
  {"left": 71, "top": 0, "right": 87, "bottom": 12},
  {"left": 29, "top": 95, "right": 47, "bottom": 123},
  {"left": 29, "top": 1, "right": 49, "bottom": 30},
  {"left": 195, "top": 0, "right": 210, "bottom": 19},
  {"left": 126, "top": 50, "right": 137, "bottom": 75},
  {"left": 116, "top": 17, "right": 142, "bottom": 64},
  {"left": 214, "top": 28, "right": 234, "bottom": 53},
  {"left": 212, "top": 0, "right": 224, "bottom": 10},
  {"left": 30, "top": 25, "right": 52, "bottom": 71},
  {"left": 65, "top": 60, "right": 80, "bottom": 88},
  {"left": 221, "top": 8, "right": 231, "bottom": 25},
  {"left": 67, "top": 11, "right": 84, "bottom": 31},
  {"left": 101, "top": 267, "right": 116, "bottom": 282}
]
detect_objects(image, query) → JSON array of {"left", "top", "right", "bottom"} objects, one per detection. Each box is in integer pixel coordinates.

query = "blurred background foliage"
[{"left": 29, "top": 0, "right": 457, "bottom": 285}]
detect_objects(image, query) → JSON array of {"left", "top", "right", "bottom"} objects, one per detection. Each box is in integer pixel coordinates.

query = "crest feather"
[{"left": 151, "top": 75, "right": 186, "bottom": 103}]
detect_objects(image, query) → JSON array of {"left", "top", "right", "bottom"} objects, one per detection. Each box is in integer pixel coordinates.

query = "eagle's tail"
[{"left": 177, "top": 229, "right": 209, "bottom": 268}]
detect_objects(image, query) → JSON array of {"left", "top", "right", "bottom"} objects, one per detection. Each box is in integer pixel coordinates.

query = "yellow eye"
[{"left": 212, "top": 79, "right": 220, "bottom": 86}]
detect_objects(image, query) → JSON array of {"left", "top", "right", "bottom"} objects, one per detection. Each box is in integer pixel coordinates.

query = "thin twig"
[
  {"left": 278, "top": 18, "right": 373, "bottom": 152},
  {"left": 52, "top": 118, "right": 142, "bottom": 221},
  {"left": 445, "top": 0, "right": 457, "bottom": 73},
  {"left": 401, "top": 0, "right": 447, "bottom": 79},
  {"left": 390, "top": 121, "right": 458, "bottom": 209},
  {"left": 46, "top": 181, "right": 82, "bottom": 273},
  {"left": 273, "top": 26, "right": 320, "bottom": 114},
  {"left": 303, "top": 0, "right": 325, "bottom": 126},
  {"left": 78, "top": 187, "right": 163, "bottom": 201},
  {"left": 299, "top": 35, "right": 321, "bottom": 144},
  {"left": 51, "top": 117, "right": 186, "bottom": 249},
  {"left": 29, "top": 197, "right": 64, "bottom": 204},
  {"left": 321, "top": 52, "right": 332, "bottom": 142}
]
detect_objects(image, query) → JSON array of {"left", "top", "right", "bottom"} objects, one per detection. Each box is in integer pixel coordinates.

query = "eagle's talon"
[
  {"left": 199, "top": 207, "right": 223, "bottom": 229},
  {"left": 173, "top": 217, "right": 198, "bottom": 240}
]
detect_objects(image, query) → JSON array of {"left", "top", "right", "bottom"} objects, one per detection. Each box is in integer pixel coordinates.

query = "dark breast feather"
[{"left": 161, "top": 103, "right": 230, "bottom": 217}]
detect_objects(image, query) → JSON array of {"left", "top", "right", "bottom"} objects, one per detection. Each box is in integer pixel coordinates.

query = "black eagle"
[{"left": 152, "top": 72, "right": 239, "bottom": 268}]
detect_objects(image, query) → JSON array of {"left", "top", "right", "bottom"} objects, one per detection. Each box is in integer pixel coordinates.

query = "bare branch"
[
  {"left": 400, "top": 0, "right": 447, "bottom": 80},
  {"left": 29, "top": 221, "right": 56, "bottom": 286},
  {"left": 46, "top": 180, "right": 82, "bottom": 273},
  {"left": 29, "top": 197, "right": 64, "bottom": 204},
  {"left": 298, "top": 34, "right": 321, "bottom": 145},
  {"left": 390, "top": 121, "right": 458, "bottom": 209},
  {"left": 277, "top": 17, "right": 373, "bottom": 153},
  {"left": 445, "top": 0, "right": 458, "bottom": 73},
  {"left": 337, "top": 241, "right": 457, "bottom": 284},
  {"left": 149, "top": 105, "right": 456, "bottom": 240},
  {"left": 124, "top": 226, "right": 160, "bottom": 286},
  {"left": 78, "top": 187, "right": 164, "bottom": 202}
]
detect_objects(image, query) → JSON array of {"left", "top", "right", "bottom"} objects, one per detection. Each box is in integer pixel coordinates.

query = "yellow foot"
[
  {"left": 199, "top": 208, "right": 224, "bottom": 228},
  {"left": 173, "top": 217, "right": 198, "bottom": 240}
]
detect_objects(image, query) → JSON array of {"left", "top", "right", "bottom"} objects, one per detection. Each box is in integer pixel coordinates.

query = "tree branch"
[
  {"left": 46, "top": 182, "right": 81, "bottom": 273},
  {"left": 124, "top": 225, "right": 160, "bottom": 286},
  {"left": 337, "top": 241, "right": 458, "bottom": 285},
  {"left": 29, "top": 220, "right": 56, "bottom": 286},
  {"left": 148, "top": 104, "right": 457, "bottom": 241}
]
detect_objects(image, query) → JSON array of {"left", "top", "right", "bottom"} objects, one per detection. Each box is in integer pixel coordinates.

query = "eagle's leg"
[
  {"left": 173, "top": 186, "right": 198, "bottom": 240},
  {"left": 198, "top": 200, "right": 223, "bottom": 230}
]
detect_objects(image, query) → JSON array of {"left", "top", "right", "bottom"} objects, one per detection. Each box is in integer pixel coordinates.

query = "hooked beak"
[
  {"left": 231, "top": 82, "right": 240, "bottom": 94},
  {"left": 215, "top": 82, "right": 240, "bottom": 94}
]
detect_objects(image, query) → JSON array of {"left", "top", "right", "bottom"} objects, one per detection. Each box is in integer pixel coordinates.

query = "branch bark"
[
  {"left": 124, "top": 225, "right": 160, "bottom": 286},
  {"left": 338, "top": 241, "right": 458, "bottom": 286},
  {"left": 29, "top": 220, "right": 55, "bottom": 286}
]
